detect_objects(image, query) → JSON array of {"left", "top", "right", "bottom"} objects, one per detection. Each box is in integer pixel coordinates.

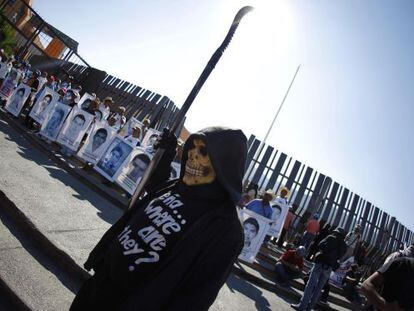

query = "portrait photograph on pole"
[
  {"left": 114, "top": 147, "right": 152, "bottom": 195},
  {"left": 119, "top": 117, "right": 144, "bottom": 138},
  {"left": 4, "top": 84, "right": 31, "bottom": 117},
  {"left": 141, "top": 128, "right": 161, "bottom": 154},
  {"left": 95, "top": 136, "right": 134, "bottom": 181},
  {"left": 56, "top": 106, "right": 95, "bottom": 151},
  {"left": 39, "top": 102, "right": 72, "bottom": 141},
  {"left": 77, "top": 92, "right": 95, "bottom": 111},
  {"left": 238, "top": 208, "right": 271, "bottom": 263},
  {"left": 77, "top": 122, "right": 117, "bottom": 164},
  {"left": 29, "top": 87, "right": 60, "bottom": 124},
  {"left": 267, "top": 196, "right": 290, "bottom": 238}
]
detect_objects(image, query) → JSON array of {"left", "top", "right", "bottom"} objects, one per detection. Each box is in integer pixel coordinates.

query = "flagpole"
[{"left": 245, "top": 64, "right": 301, "bottom": 182}]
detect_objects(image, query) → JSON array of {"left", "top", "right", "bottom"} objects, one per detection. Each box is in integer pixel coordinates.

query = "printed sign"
[
  {"left": 267, "top": 197, "right": 289, "bottom": 237},
  {"left": 95, "top": 136, "right": 134, "bottom": 181},
  {"left": 56, "top": 106, "right": 95, "bottom": 151},
  {"left": 115, "top": 148, "right": 152, "bottom": 195},
  {"left": 0, "top": 70, "right": 18, "bottom": 99},
  {"left": 77, "top": 92, "right": 95, "bottom": 110},
  {"left": 170, "top": 162, "right": 181, "bottom": 179},
  {"left": 4, "top": 84, "right": 31, "bottom": 117},
  {"left": 77, "top": 122, "right": 117, "bottom": 164},
  {"left": 39, "top": 102, "right": 72, "bottom": 141},
  {"left": 119, "top": 117, "right": 144, "bottom": 138},
  {"left": 141, "top": 128, "right": 161, "bottom": 154},
  {"left": 29, "top": 87, "right": 60, "bottom": 124},
  {"left": 238, "top": 209, "right": 272, "bottom": 263}
]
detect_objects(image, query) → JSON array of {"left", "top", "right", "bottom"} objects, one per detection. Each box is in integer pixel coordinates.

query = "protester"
[
  {"left": 277, "top": 204, "right": 295, "bottom": 247},
  {"left": 99, "top": 96, "right": 113, "bottom": 120},
  {"left": 300, "top": 214, "right": 320, "bottom": 250},
  {"left": 274, "top": 246, "right": 305, "bottom": 285},
  {"left": 245, "top": 189, "right": 274, "bottom": 219},
  {"left": 141, "top": 117, "right": 151, "bottom": 139},
  {"left": 361, "top": 257, "right": 414, "bottom": 311},
  {"left": 306, "top": 223, "right": 332, "bottom": 261},
  {"left": 237, "top": 189, "right": 256, "bottom": 208},
  {"left": 70, "top": 126, "right": 248, "bottom": 310},
  {"left": 108, "top": 106, "right": 126, "bottom": 131},
  {"left": 342, "top": 264, "right": 362, "bottom": 307},
  {"left": 37, "top": 71, "right": 48, "bottom": 90},
  {"left": 342, "top": 224, "right": 362, "bottom": 261},
  {"left": 124, "top": 125, "right": 142, "bottom": 147},
  {"left": 291, "top": 227, "right": 347, "bottom": 311},
  {"left": 384, "top": 241, "right": 414, "bottom": 266}
]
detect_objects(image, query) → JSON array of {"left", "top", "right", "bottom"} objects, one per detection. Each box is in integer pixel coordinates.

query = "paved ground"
[{"left": 0, "top": 112, "right": 309, "bottom": 310}]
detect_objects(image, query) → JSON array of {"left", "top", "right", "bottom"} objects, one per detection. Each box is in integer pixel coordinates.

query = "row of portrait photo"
[
  {"left": 2, "top": 82, "right": 181, "bottom": 196},
  {"left": 238, "top": 194, "right": 290, "bottom": 264}
]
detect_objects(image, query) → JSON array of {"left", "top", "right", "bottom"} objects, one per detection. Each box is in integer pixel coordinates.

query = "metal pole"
[{"left": 245, "top": 64, "right": 301, "bottom": 182}]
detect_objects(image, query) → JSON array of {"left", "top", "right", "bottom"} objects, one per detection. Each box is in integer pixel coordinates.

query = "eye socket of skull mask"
[{"left": 182, "top": 138, "right": 216, "bottom": 186}]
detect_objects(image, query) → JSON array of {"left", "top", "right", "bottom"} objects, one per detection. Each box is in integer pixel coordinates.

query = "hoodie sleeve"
[{"left": 167, "top": 221, "right": 243, "bottom": 311}]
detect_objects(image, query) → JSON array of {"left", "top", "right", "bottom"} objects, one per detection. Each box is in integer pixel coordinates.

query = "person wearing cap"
[
  {"left": 141, "top": 118, "right": 151, "bottom": 140},
  {"left": 99, "top": 97, "right": 112, "bottom": 120},
  {"left": 245, "top": 189, "right": 274, "bottom": 219},
  {"left": 274, "top": 246, "right": 306, "bottom": 285},
  {"left": 341, "top": 224, "right": 362, "bottom": 261},
  {"left": 277, "top": 204, "right": 296, "bottom": 248},
  {"left": 300, "top": 214, "right": 321, "bottom": 250},
  {"left": 108, "top": 106, "right": 126, "bottom": 132},
  {"left": 291, "top": 227, "right": 347, "bottom": 311},
  {"left": 124, "top": 125, "right": 142, "bottom": 147}
]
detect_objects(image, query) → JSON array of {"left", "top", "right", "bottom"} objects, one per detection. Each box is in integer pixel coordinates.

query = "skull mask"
[{"left": 182, "top": 138, "right": 216, "bottom": 186}]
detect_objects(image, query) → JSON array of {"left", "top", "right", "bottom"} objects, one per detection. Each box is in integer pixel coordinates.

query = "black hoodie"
[{"left": 72, "top": 127, "right": 247, "bottom": 311}]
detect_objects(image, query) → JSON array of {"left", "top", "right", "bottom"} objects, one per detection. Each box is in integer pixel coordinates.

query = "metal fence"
[{"left": 244, "top": 134, "right": 414, "bottom": 263}]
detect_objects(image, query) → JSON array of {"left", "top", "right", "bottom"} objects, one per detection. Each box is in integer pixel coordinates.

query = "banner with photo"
[
  {"left": 77, "top": 92, "right": 95, "bottom": 111},
  {"left": 77, "top": 122, "right": 117, "bottom": 164},
  {"left": 0, "top": 70, "right": 18, "bottom": 99},
  {"left": 4, "top": 84, "right": 31, "bottom": 117},
  {"left": 39, "top": 102, "right": 72, "bottom": 141},
  {"left": 238, "top": 209, "right": 272, "bottom": 263},
  {"left": 142, "top": 128, "right": 161, "bottom": 155},
  {"left": 170, "top": 162, "right": 181, "bottom": 179},
  {"left": 267, "top": 197, "right": 290, "bottom": 237},
  {"left": 56, "top": 106, "right": 95, "bottom": 151},
  {"left": 95, "top": 136, "right": 134, "bottom": 181},
  {"left": 29, "top": 87, "right": 60, "bottom": 124},
  {"left": 119, "top": 117, "right": 144, "bottom": 139},
  {"left": 114, "top": 147, "right": 152, "bottom": 195},
  {"left": 0, "top": 62, "right": 9, "bottom": 79}
]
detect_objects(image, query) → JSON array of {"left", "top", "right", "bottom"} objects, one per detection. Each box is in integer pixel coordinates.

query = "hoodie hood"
[{"left": 180, "top": 126, "right": 247, "bottom": 204}]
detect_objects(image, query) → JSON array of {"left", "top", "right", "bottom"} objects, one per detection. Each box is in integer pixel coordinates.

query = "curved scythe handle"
[{"left": 128, "top": 6, "right": 254, "bottom": 211}]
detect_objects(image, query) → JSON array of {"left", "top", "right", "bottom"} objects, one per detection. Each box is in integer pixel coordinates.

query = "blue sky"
[{"left": 33, "top": 0, "right": 414, "bottom": 231}]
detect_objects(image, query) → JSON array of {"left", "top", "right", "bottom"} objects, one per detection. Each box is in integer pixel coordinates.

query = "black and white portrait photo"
[
  {"left": 39, "top": 102, "right": 72, "bottom": 141},
  {"left": 95, "top": 136, "right": 134, "bottom": 181},
  {"left": 29, "top": 87, "right": 59, "bottom": 124},
  {"left": 142, "top": 128, "right": 161, "bottom": 154},
  {"left": 119, "top": 117, "right": 143, "bottom": 138},
  {"left": 115, "top": 148, "right": 152, "bottom": 194},
  {"left": 77, "top": 122, "right": 116, "bottom": 164},
  {"left": 170, "top": 162, "right": 181, "bottom": 180},
  {"left": 238, "top": 209, "right": 271, "bottom": 263},
  {"left": 267, "top": 196, "right": 289, "bottom": 238},
  {"left": 4, "top": 84, "right": 31, "bottom": 117},
  {"left": 57, "top": 106, "right": 94, "bottom": 151},
  {"left": 77, "top": 92, "right": 95, "bottom": 111}
]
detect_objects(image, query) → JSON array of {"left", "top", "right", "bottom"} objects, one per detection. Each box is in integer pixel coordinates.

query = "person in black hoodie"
[
  {"left": 70, "top": 126, "right": 247, "bottom": 311},
  {"left": 291, "top": 227, "right": 347, "bottom": 311}
]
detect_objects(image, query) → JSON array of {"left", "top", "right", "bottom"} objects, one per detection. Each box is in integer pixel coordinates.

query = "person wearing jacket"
[
  {"left": 70, "top": 126, "right": 247, "bottom": 311},
  {"left": 291, "top": 227, "right": 347, "bottom": 311}
]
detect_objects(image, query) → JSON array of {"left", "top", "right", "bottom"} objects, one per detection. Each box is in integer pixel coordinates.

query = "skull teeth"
[{"left": 185, "top": 163, "right": 205, "bottom": 177}]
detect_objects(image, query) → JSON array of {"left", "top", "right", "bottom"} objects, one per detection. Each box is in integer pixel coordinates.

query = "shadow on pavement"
[
  {"left": 0, "top": 115, "right": 120, "bottom": 225},
  {"left": 226, "top": 273, "right": 272, "bottom": 311}
]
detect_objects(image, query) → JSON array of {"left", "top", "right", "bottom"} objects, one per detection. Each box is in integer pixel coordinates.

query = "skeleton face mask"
[{"left": 182, "top": 138, "right": 216, "bottom": 186}]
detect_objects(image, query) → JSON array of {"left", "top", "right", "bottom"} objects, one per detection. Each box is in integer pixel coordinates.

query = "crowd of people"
[
  {"left": 238, "top": 184, "right": 414, "bottom": 310},
  {"left": 0, "top": 51, "right": 173, "bottom": 196},
  {"left": 1, "top": 50, "right": 413, "bottom": 310}
]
